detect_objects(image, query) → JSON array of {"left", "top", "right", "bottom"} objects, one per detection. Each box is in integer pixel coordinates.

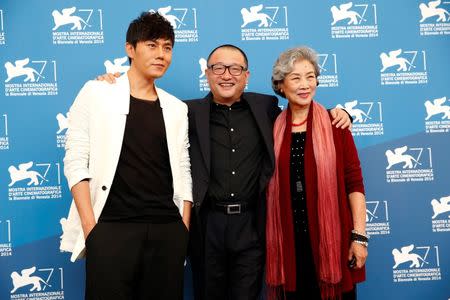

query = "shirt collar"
[{"left": 211, "top": 97, "right": 248, "bottom": 110}]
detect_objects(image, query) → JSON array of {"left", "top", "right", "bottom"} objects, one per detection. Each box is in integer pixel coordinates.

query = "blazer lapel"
[
  {"left": 156, "top": 87, "right": 179, "bottom": 184},
  {"left": 112, "top": 74, "right": 131, "bottom": 115},
  {"left": 246, "top": 94, "right": 275, "bottom": 170},
  {"left": 103, "top": 74, "right": 130, "bottom": 187},
  {"left": 196, "top": 94, "right": 212, "bottom": 174}
]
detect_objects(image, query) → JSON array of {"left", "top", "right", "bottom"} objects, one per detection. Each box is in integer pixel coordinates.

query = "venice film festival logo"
[
  {"left": 365, "top": 200, "right": 390, "bottom": 235},
  {"left": 7, "top": 161, "right": 63, "bottom": 201},
  {"left": 0, "top": 113, "right": 9, "bottom": 150},
  {"left": 335, "top": 100, "right": 384, "bottom": 136},
  {"left": 0, "top": 219, "right": 12, "bottom": 257},
  {"left": 317, "top": 53, "right": 339, "bottom": 88},
  {"left": 198, "top": 57, "right": 210, "bottom": 92},
  {"left": 240, "top": 4, "right": 289, "bottom": 41},
  {"left": 424, "top": 96, "right": 450, "bottom": 133},
  {"left": 385, "top": 145, "right": 434, "bottom": 183},
  {"left": 0, "top": 9, "right": 5, "bottom": 45},
  {"left": 419, "top": 0, "right": 450, "bottom": 36},
  {"left": 431, "top": 194, "right": 450, "bottom": 232},
  {"left": 391, "top": 244, "right": 441, "bottom": 283},
  {"left": 104, "top": 56, "right": 129, "bottom": 74},
  {"left": 59, "top": 218, "right": 67, "bottom": 241},
  {"left": 9, "top": 266, "right": 65, "bottom": 299},
  {"left": 3, "top": 58, "right": 58, "bottom": 97},
  {"left": 51, "top": 6, "right": 104, "bottom": 45},
  {"left": 56, "top": 112, "right": 69, "bottom": 148},
  {"left": 150, "top": 6, "right": 199, "bottom": 43},
  {"left": 379, "top": 49, "right": 429, "bottom": 86},
  {"left": 330, "top": 2, "right": 379, "bottom": 39}
]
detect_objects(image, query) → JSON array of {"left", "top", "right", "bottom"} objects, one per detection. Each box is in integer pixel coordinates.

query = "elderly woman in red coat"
[{"left": 265, "top": 46, "right": 369, "bottom": 300}]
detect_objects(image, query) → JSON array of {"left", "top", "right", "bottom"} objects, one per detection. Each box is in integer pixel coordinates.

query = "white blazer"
[{"left": 60, "top": 74, "right": 192, "bottom": 262}]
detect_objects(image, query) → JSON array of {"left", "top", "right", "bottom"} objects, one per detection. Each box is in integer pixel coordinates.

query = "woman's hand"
[{"left": 348, "top": 241, "right": 368, "bottom": 269}]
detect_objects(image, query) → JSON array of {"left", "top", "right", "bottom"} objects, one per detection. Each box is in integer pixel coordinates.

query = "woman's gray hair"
[{"left": 271, "top": 46, "right": 320, "bottom": 98}]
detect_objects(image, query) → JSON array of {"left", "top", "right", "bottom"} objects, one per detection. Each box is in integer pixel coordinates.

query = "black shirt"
[
  {"left": 99, "top": 96, "right": 179, "bottom": 223},
  {"left": 207, "top": 98, "right": 265, "bottom": 203},
  {"left": 290, "top": 132, "right": 309, "bottom": 234},
  {"left": 288, "top": 131, "right": 321, "bottom": 300}
]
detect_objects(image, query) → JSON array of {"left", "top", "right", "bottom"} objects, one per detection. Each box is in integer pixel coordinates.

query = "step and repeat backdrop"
[{"left": 0, "top": 0, "right": 449, "bottom": 299}]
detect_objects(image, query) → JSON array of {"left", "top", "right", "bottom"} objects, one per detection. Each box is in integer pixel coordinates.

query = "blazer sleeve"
[
  {"left": 177, "top": 104, "right": 193, "bottom": 202},
  {"left": 63, "top": 81, "right": 93, "bottom": 190},
  {"left": 341, "top": 128, "right": 365, "bottom": 195},
  {"left": 269, "top": 95, "right": 282, "bottom": 123}
]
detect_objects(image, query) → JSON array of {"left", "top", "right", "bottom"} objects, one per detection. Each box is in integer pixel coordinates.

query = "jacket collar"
[
  {"left": 112, "top": 73, "right": 130, "bottom": 114},
  {"left": 245, "top": 93, "right": 275, "bottom": 170},
  {"left": 195, "top": 93, "right": 212, "bottom": 174}
]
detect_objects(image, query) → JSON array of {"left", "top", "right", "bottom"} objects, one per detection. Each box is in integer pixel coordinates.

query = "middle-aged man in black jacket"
[{"left": 186, "top": 44, "right": 351, "bottom": 300}]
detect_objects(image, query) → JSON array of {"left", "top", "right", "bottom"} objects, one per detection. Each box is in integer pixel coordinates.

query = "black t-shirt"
[{"left": 99, "top": 95, "right": 180, "bottom": 223}]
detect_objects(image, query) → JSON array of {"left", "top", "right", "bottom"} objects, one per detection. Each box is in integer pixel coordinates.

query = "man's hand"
[
  {"left": 96, "top": 72, "right": 120, "bottom": 83},
  {"left": 182, "top": 200, "right": 192, "bottom": 231},
  {"left": 331, "top": 108, "right": 352, "bottom": 130},
  {"left": 82, "top": 222, "right": 96, "bottom": 240}
]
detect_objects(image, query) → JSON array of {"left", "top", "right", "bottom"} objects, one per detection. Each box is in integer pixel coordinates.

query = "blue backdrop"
[{"left": 1, "top": 1, "right": 449, "bottom": 299}]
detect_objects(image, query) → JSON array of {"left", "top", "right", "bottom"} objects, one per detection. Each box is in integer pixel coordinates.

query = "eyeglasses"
[{"left": 208, "top": 63, "right": 247, "bottom": 76}]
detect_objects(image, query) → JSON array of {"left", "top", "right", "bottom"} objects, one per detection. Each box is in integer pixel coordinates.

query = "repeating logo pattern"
[
  {"left": 151, "top": 6, "right": 199, "bottom": 43},
  {"left": 431, "top": 194, "right": 450, "bottom": 232},
  {"left": 424, "top": 96, "right": 450, "bottom": 133},
  {"left": 392, "top": 244, "right": 441, "bottom": 282},
  {"left": 317, "top": 53, "right": 339, "bottom": 88},
  {"left": 9, "top": 266, "right": 64, "bottom": 299},
  {"left": 240, "top": 4, "right": 289, "bottom": 41},
  {"left": 366, "top": 200, "right": 390, "bottom": 235},
  {"left": 385, "top": 146, "right": 434, "bottom": 183},
  {"left": 380, "top": 49, "right": 429, "bottom": 85},
  {"left": 0, "top": 9, "right": 5, "bottom": 45},
  {"left": 198, "top": 57, "right": 209, "bottom": 92},
  {"left": 7, "top": 161, "right": 63, "bottom": 201},
  {"left": 0, "top": 113, "right": 8, "bottom": 150},
  {"left": 5, "top": 59, "right": 45, "bottom": 83},
  {"left": 104, "top": 56, "right": 129, "bottom": 74},
  {"left": 4, "top": 58, "right": 58, "bottom": 96},
  {"left": 52, "top": 7, "right": 104, "bottom": 45},
  {"left": 330, "top": 2, "right": 379, "bottom": 39},
  {"left": 55, "top": 112, "right": 68, "bottom": 148},
  {"left": 0, "top": 220, "right": 12, "bottom": 257},
  {"left": 59, "top": 218, "right": 67, "bottom": 241},
  {"left": 419, "top": 0, "right": 450, "bottom": 36},
  {"left": 431, "top": 195, "right": 450, "bottom": 219},
  {"left": 335, "top": 100, "right": 384, "bottom": 136}
]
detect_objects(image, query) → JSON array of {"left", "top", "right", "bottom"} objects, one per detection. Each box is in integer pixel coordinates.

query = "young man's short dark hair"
[{"left": 126, "top": 12, "right": 175, "bottom": 63}]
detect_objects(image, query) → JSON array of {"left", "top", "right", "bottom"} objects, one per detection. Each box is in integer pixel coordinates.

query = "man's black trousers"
[
  {"left": 85, "top": 220, "right": 189, "bottom": 300},
  {"left": 203, "top": 210, "right": 264, "bottom": 300}
]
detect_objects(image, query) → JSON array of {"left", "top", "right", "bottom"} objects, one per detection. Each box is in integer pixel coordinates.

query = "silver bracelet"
[{"left": 352, "top": 240, "right": 368, "bottom": 247}]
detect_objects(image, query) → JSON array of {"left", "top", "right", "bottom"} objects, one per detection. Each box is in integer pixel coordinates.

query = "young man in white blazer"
[{"left": 60, "top": 12, "right": 192, "bottom": 300}]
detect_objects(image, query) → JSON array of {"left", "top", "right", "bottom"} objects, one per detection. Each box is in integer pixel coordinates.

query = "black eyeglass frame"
[{"left": 207, "top": 63, "right": 248, "bottom": 76}]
